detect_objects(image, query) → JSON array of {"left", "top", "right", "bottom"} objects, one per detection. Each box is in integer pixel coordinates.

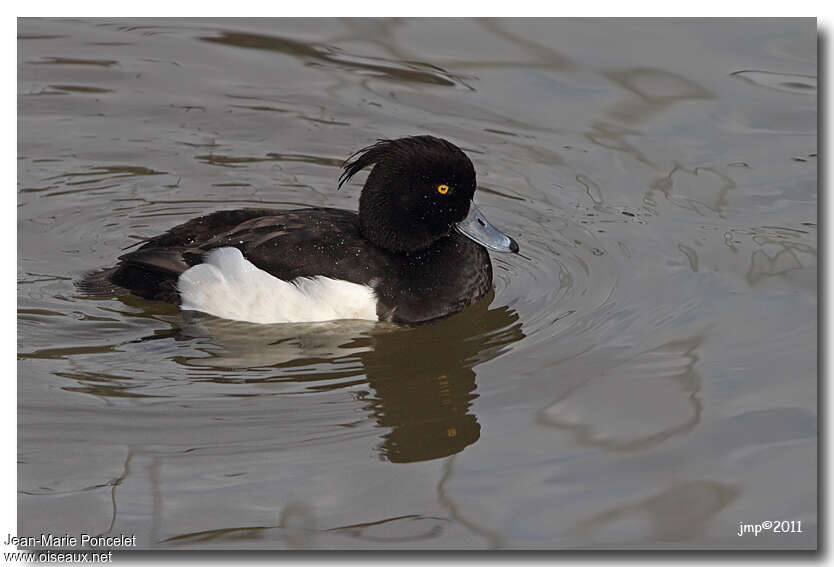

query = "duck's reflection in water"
[
  {"left": 174, "top": 290, "right": 524, "bottom": 463},
  {"left": 361, "top": 295, "right": 524, "bottom": 462}
]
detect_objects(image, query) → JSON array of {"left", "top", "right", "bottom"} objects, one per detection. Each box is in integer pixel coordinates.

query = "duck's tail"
[{"left": 75, "top": 267, "right": 129, "bottom": 298}]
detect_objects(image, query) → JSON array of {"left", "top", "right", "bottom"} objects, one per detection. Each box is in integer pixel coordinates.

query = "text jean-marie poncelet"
[{"left": 5, "top": 533, "right": 137, "bottom": 548}]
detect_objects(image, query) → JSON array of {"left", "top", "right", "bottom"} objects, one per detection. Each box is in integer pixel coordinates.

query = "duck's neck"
[{"left": 358, "top": 203, "right": 445, "bottom": 254}]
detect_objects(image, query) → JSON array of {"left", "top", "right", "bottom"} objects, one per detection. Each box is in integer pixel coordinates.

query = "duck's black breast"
[{"left": 109, "top": 208, "right": 492, "bottom": 324}]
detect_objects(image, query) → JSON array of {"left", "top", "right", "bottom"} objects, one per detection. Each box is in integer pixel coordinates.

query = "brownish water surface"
[{"left": 18, "top": 18, "right": 816, "bottom": 549}]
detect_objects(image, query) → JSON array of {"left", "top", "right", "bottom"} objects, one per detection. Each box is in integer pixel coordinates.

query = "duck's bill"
[{"left": 455, "top": 203, "right": 519, "bottom": 253}]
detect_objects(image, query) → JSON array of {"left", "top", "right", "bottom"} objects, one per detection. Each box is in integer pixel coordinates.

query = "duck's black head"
[{"left": 339, "top": 136, "right": 478, "bottom": 253}]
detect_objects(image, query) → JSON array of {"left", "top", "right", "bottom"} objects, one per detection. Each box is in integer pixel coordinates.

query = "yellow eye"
[{"left": 437, "top": 184, "right": 450, "bottom": 195}]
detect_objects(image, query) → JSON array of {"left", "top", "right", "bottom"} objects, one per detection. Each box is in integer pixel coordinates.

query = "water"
[{"left": 18, "top": 18, "right": 817, "bottom": 549}]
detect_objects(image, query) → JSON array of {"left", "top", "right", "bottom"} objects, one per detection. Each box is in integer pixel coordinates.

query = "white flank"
[{"left": 177, "top": 247, "right": 378, "bottom": 324}]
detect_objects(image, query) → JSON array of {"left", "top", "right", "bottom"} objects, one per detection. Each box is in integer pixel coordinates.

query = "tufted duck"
[{"left": 82, "top": 136, "right": 519, "bottom": 324}]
